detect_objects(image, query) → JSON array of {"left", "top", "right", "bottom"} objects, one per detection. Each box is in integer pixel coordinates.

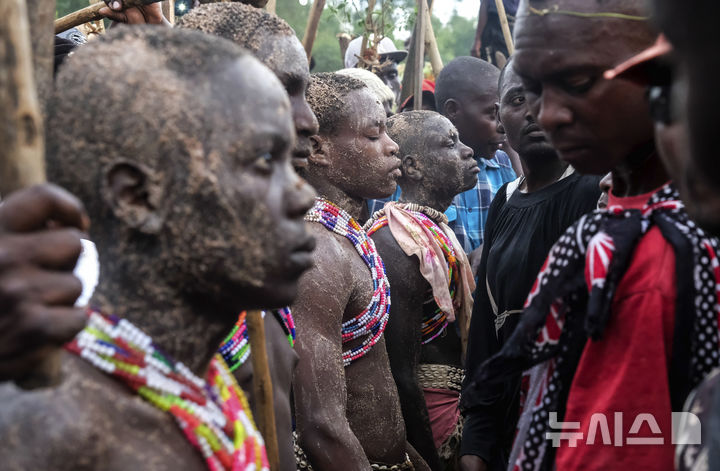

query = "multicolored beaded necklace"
[
  {"left": 366, "top": 204, "right": 459, "bottom": 344},
  {"left": 304, "top": 197, "right": 391, "bottom": 366},
  {"left": 66, "top": 308, "right": 269, "bottom": 471},
  {"left": 218, "top": 308, "right": 296, "bottom": 371}
]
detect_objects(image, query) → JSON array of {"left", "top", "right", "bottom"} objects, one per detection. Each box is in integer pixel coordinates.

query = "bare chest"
[{"left": 343, "top": 248, "right": 375, "bottom": 324}]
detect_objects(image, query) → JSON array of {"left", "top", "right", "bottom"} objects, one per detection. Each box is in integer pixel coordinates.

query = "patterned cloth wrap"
[
  {"left": 365, "top": 202, "right": 475, "bottom": 348},
  {"left": 463, "top": 184, "right": 720, "bottom": 471}
]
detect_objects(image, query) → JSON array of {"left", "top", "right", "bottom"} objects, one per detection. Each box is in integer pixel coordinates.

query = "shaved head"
[{"left": 434, "top": 57, "right": 500, "bottom": 112}]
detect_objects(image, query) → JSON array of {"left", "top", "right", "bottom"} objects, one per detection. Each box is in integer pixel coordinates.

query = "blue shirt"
[
  {"left": 446, "top": 150, "right": 516, "bottom": 252},
  {"left": 367, "top": 187, "right": 402, "bottom": 217}
]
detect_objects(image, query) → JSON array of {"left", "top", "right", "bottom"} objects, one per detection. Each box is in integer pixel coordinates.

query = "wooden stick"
[
  {"left": 494, "top": 0, "right": 514, "bottom": 56},
  {"left": 301, "top": 0, "right": 326, "bottom": 61},
  {"left": 1, "top": 0, "right": 54, "bottom": 389},
  {"left": 413, "top": 0, "right": 426, "bottom": 110},
  {"left": 265, "top": 0, "right": 276, "bottom": 14},
  {"left": 0, "top": 0, "right": 46, "bottom": 196},
  {"left": 162, "top": 0, "right": 175, "bottom": 25},
  {"left": 55, "top": 0, "right": 163, "bottom": 34},
  {"left": 246, "top": 310, "right": 280, "bottom": 471},
  {"left": 399, "top": 0, "right": 433, "bottom": 105},
  {"left": 422, "top": 0, "right": 442, "bottom": 76},
  {"left": 337, "top": 32, "right": 352, "bottom": 63}
]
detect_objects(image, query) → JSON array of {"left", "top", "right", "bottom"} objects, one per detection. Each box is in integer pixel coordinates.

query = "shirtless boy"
[{"left": 0, "top": 26, "right": 314, "bottom": 470}]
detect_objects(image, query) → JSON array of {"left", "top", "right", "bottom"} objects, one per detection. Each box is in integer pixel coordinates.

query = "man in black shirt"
[{"left": 459, "top": 58, "right": 600, "bottom": 471}]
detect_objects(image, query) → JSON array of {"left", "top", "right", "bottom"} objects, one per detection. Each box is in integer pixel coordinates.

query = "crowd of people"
[{"left": 1, "top": 0, "right": 719, "bottom": 470}]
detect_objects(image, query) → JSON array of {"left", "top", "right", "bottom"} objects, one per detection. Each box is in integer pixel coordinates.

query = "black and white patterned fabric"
[{"left": 462, "top": 184, "right": 720, "bottom": 471}]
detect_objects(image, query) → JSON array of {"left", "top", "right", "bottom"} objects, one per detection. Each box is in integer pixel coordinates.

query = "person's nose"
[
  {"left": 285, "top": 165, "right": 316, "bottom": 218},
  {"left": 536, "top": 87, "right": 573, "bottom": 134}
]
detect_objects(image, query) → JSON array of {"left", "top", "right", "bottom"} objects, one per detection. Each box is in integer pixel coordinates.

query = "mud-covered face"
[
  {"left": 167, "top": 57, "right": 315, "bottom": 310},
  {"left": 423, "top": 115, "right": 478, "bottom": 197},
  {"left": 513, "top": 2, "right": 655, "bottom": 175},
  {"left": 257, "top": 33, "right": 319, "bottom": 170},
  {"left": 323, "top": 88, "right": 401, "bottom": 200}
]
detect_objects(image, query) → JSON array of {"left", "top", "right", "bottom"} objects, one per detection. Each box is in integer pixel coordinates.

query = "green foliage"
[
  {"left": 56, "top": 0, "right": 92, "bottom": 18},
  {"left": 276, "top": 0, "right": 346, "bottom": 72},
  {"left": 432, "top": 10, "right": 477, "bottom": 65}
]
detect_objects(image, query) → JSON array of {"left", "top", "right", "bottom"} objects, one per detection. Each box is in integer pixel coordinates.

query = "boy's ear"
[
  {"left": 444, "top": 98, "right": 460, "bottom": 123},
  {"left": 103, "top": 161, "right": 164, "bottom": 234},
  {"left": 309, "top": 135, "right": 331, "bottom": 167},
  {"left": 495, "top": 102, "right": 505, "bottom": 134},
  {"left": 402, "top": 154, "right": 423, "bottom": 181}
]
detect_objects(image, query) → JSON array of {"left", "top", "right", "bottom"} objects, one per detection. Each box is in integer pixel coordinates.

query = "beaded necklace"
[
  {"left": 366, "top": 204, "right": 459, "bottom": 344},
  {"left": 219, "top": 308, "right": 296, "bottom": 372},
  {"left": 66, "top": 308, "right": 269, "bottom": 471},
  {"left": 304, "top": 197, "right": 391, "bottom": 366}
]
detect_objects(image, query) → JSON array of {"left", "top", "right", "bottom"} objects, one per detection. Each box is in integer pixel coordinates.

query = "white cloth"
[{"left": 74, "top": 239, "right": 99, "bottom": 306}]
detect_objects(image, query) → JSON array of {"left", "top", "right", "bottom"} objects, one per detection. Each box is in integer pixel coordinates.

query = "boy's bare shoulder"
[{"left": 0, "top": 352, "right": 188, "bottom": 470}]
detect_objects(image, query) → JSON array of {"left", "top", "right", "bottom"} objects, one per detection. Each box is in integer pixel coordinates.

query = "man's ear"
[
  {"left": 103, "top": 161, "right": 164, "bottom": 234},
  {"left": 495, "top": 102, "right": 505, "bottom": 134},
  {"left": 444, "top": 98, "right": 460, "bottom": 123},
  {"left": 402, "top": 154, "right": 423, "bottom": 181},
  {"left": 308, "top": 135, "right": 331, "bottom": 167}
]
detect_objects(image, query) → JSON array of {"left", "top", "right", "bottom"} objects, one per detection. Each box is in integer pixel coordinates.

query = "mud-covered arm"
[
  {"left": 291, "top": 227, "right": 371, "bottom": 471},
  {"left": 372, "top": 228, "right": 441, "bottom": 470}
]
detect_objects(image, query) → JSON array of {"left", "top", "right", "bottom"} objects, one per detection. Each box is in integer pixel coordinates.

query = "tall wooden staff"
[
  {"left": 302, "top": 0, "right": 326, "bottom": 61},
  {"left": 265, "top": 0, "right": 276, "bottom": 14},
  {"left": 423, "top": 0, "right": 442, "bottom": 76},
  {"left": 246, "top": 311, "right": 280, "bottom": 471},
  {"left": 412, "top": 0, "right": 426, "bottom": 110},
  {"left": 0, "top": 0, "right": 46, "bottom": 197},
  {"left": 1, "top": 0, "right": 55, "bottom": 389},
  {"left": 493, "top": 0, "right": 514, "bottom": 55}
]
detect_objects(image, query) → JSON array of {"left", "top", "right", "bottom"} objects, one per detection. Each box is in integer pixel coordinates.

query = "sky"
[{"left": 434, "top": 0, "right": 478, "bottom": 24}]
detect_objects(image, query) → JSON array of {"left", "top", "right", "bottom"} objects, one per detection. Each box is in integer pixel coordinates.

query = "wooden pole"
[
  {"left": 400, "top": 0, "right": 433, "bottom": 105},
  {"left": 301, "top": 0, "right": 326, "bottom": 61},
  {"left": 413, "top": 0, "right": 426, "bottom": 110},
  {"left": 265, "top": 0, "right": 276, "bottom": 14},
  {"left": 246, "top": 310, "right": 280, "bottom": 471},
  {"left": 0, "top": 0, "right": 46, "bottom": 196},
  {"left": 337, "top": 33, "right": 352, "bottom": 63},
  {"left": 55, "top": 0, "right": 164, "bottom": 34},
  {"left": 423, "top": 0, "right": 442, "bottom": 77},
  {"left": 27, "top": 0, "right": 55, "bottom": 119},
  {"left": 493, "top": 0, "right": 514, "bottom": 56},
  {"left": 162, "top": 0, "right": 175, "bottom": 25},
  {"left": 1, "top": 0, "right": 55, "bottom": 390}
]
